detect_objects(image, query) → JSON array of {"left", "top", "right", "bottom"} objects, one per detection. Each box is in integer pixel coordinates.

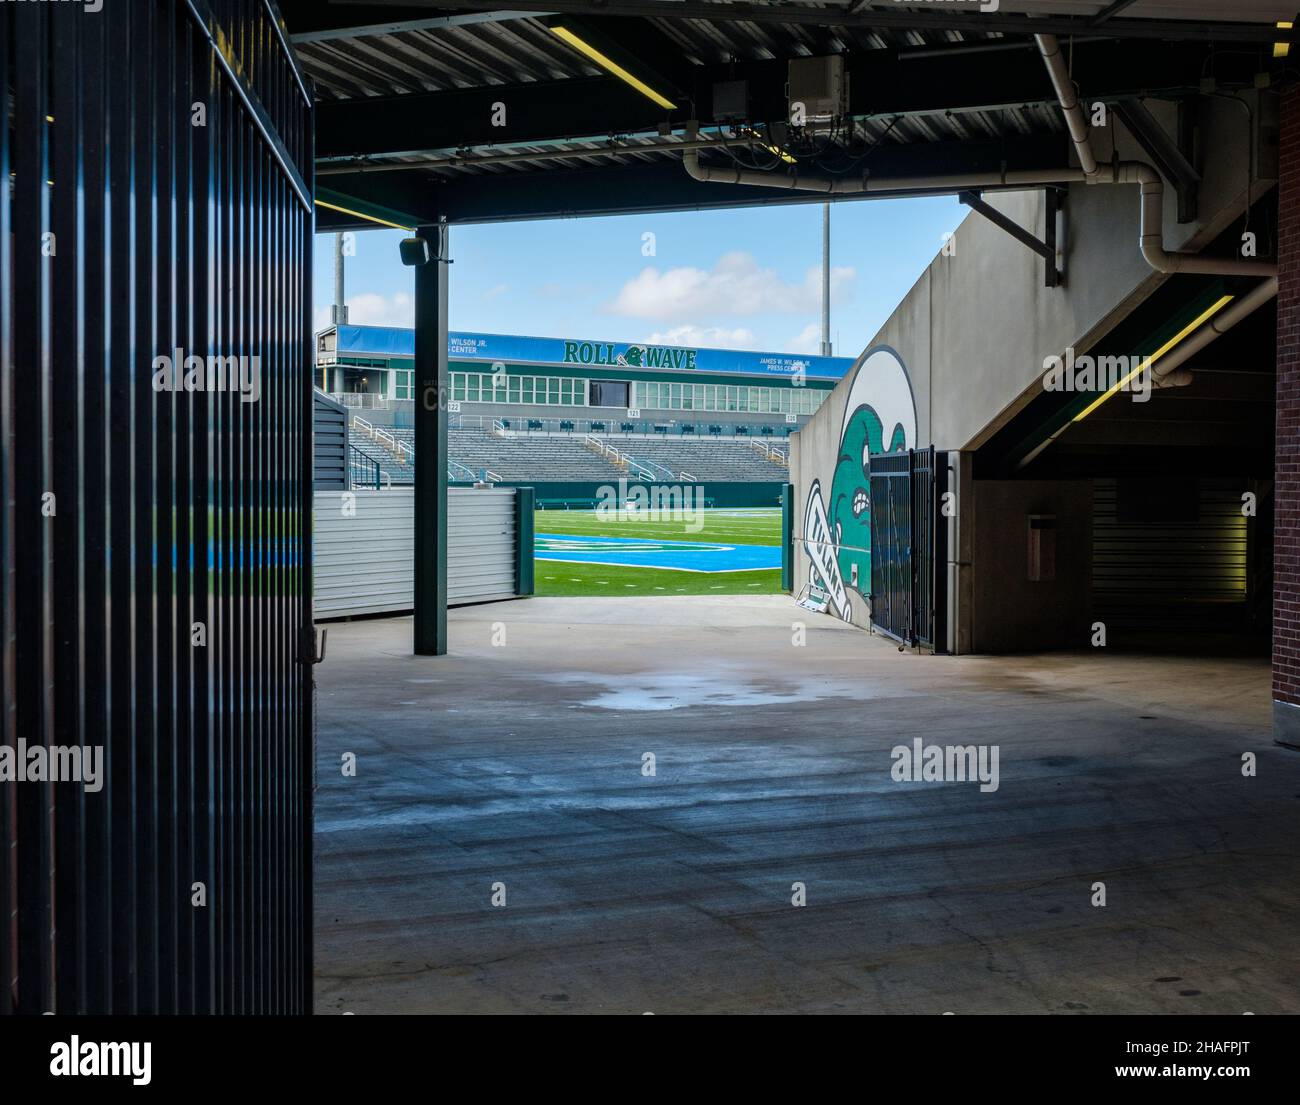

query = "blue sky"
[{"left": 312, "top": 196, "right": 965, "bottom": 358}]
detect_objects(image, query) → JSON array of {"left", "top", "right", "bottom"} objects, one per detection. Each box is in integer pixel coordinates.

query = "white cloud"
[
  {"left": 784, "top": 323, "right": 822, "bottom": 355},
  {"left": 643, "top": 324, "right": 756, "bottom": 350},
  {"left": 606, "top": 251, "right": 854, "bottom": 322},
  {"left": 314, "top": 291, "right": 414, "bottom": 333},
  {"left": 483, "top": 283, "right": 509, "bottom": 301},
  {"left": 348, "top": 291, "right": 414, "bottom": 327}
]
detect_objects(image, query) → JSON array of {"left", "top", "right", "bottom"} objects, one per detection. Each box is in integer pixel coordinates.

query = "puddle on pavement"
[{"left": 548, "top": 671, "right": 890, "bottom": 711}]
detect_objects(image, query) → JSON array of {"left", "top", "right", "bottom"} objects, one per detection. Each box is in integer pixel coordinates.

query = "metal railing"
[
  {"left": 583, "top": 434, "right": 655, "bottom": 481},
  {"left": 447, "top": 460, "right": 504, "bottom": 483},
  {"left": 455, "top": 412, "right": 802, "bottom": 439},
  {"left": 349, "top": 443, "right": 384, "bottom": 489},
  {"left": 353, "top": 415, "right": 413, "bottom": 468},
  {"left": 330, "top": 391, "right": 389, "bottom": 409}
]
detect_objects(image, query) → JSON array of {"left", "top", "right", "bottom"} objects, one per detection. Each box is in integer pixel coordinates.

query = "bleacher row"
[{"left": 349, "top": 424, "right": 788, "bottom": 485}]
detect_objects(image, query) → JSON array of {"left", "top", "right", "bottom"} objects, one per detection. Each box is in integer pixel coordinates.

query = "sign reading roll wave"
[{"left": 803, "top": 346, "right": 917, "bottom": 623}]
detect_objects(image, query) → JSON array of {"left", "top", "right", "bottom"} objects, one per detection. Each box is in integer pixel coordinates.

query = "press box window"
[{"left": 591, "top": 380, "right": 630, "bottom": 408}]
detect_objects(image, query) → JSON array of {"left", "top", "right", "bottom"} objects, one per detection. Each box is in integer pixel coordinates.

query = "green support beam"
[
  {"left": 781, "top": 483, "right": 794, "bottom": 593},
  {"left": 515, "top": 486, "right": 536, "bottom": 597},
  {"left": 413, "top": 222, "right": 449, "bottom": 655}
]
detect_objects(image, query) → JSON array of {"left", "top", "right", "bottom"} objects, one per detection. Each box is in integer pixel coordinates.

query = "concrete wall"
[
  {"left": 792, "top": 94, "right": 1277, "bottom": 650},
  {"left": 969, "top": 480, "right": 1093, "bottom": 653}
]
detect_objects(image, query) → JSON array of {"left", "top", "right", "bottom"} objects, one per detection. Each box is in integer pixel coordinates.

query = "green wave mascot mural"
[{"left": 803, "top": 347, "right": 916, "bottom": 623}]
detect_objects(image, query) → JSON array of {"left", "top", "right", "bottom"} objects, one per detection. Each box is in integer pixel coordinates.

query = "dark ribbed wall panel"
[
  {"left": 0, "top": 0, "right": 314, "bottom": 1015},
  {"left": 1092, "top": 477, "right": 1252, "bottom": 632}
]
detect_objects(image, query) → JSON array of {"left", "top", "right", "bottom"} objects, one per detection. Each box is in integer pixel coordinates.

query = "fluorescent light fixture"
[
  {"left": 1276, "top": 21, "right": 1293, "bottom": 59},
  {"left": 1072, "top": 295, "right": 1235, "bottom": 422},
  {"left": 548, "top": 24, "right": 677, "bottom": 110},
  {"left": 314, "top": 199, "right": 413, "bottom": 232}
]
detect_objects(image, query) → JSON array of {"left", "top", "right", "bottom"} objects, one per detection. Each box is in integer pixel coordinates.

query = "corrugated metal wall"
[
  {"left": 0, "top": 0, "right": 315, "bottom": 1014},
  {"left": 1093, "top": 477, "right": 1251, "bottom": 632},
  {"left": 314, "top": 489, "right": 524, "bottom": 616},
  {"left": 314, "top": 390, "right": 348, "bottom": 490},
  {"left": 315, "top": 491, "right": 416, "bottom": 617},
  {"left": 448, "top": 489, "right": 519, "bottom": 605}
]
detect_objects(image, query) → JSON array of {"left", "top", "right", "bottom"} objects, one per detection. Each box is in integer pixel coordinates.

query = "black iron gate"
[
  {"left": 869, "top": 447, "right": 945, "bottom": 651},
  {"left": 1, "top": 0, "right": 315, "bottom": 1014}
]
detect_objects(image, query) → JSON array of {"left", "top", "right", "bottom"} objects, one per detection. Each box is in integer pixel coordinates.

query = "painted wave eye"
[{"left": 852, "top": 488, "right": 868, "bottom": 518}]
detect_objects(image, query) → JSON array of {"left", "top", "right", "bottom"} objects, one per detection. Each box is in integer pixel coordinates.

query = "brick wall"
[{"left": 1275, "top": 85, "right": 1300, "bottom": 708}]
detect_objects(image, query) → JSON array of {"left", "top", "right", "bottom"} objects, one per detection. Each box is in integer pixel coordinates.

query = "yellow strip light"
[
  {"left": 1072, "top": 295, "right": 1235, "bottom": 422},
  {"left": 314, "top": 199, "right": 413, "bottom": 232},
  {"left": 1276, "top": 21, "right": 1293, "bottom": 59},
  {"left": 548, "top": 25, "right": 677, "bottom": 110},
  {"left": 744, "top": 127, "right": 797, "bottom": 165}
]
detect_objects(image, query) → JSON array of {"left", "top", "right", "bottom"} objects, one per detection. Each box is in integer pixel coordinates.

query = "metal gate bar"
[
  {"left": 869, "top": 447, "right": 942, "bottom": 650},
  {"left": 0, "top": 0, "right": 314, "bottom": 1016}
]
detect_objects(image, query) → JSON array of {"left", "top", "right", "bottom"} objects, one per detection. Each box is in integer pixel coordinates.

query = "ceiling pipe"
[
  {"left": 682, "top": 146, "right": 1086, "bottom": 194},
  {"left": 1034, "top": 34, "right": 1099, "bottom": 179},
  {"left": 1033, "top": 32, "right": 1273, "bottom": 278},
  {"left": 682, "top": 34, "right": 1276, "bottom": 280},
  {"left": 1015, "top": 275, "right": 1278, "bottom": 467},
  {"left": 1149, "top": 275, "right": 1278, "bottom": 387}
]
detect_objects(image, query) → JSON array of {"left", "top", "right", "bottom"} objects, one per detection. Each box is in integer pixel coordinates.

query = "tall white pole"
[
  {"left": 820, "top": 203, "right": 831, "bottom": 356},
  {"left": 333, "top": 231, "right": 348, "bottom": 325}
]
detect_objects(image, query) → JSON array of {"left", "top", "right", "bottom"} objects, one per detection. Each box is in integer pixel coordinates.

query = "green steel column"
[
  {"left": 414, "top": 223, "right": 449, "bottom": 655},
  {"left": 781, "top": 483, "right": 794, "bottom": 592},
  {"left": 515, "top": 486, "right": 535, "bottom": 596}
]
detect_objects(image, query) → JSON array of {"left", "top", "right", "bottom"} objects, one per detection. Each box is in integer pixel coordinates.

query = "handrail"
[
  {"left": 747, "top": 437, "right": 787, "bottom": 464},
  {"left": 348, "top": 442, "right": 382, "bottom": 490},
  {"left": 623, "top": 452, "right": 674, "bottom": 480}
]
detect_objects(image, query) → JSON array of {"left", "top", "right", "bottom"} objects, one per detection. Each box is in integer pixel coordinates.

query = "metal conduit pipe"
[
  {"left": 684, "top": 33, "right": 1276, "bottom": 280},
  {"left": 1149, "top": 275, "right": 1278, "bottom": 387},
  {"left": 1015, "top": 275, "right": 1278, "bottom": 467},
  {"left": 683, "top": 149, "right": 1275, "bottom": 277},
  {"left": 1032, "top": 32, "right": 1274, "bottom": 277},
  {"left": 1033, "top": 33, "right": 1099, "bottom": 179},
  {"left": 682, "top": 147, "right": 1086, "bottom": 194}
]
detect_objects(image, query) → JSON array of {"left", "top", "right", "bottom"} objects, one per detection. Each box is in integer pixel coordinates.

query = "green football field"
[{"left": 533, "top": 507, "right": 783, "bottom": 597}]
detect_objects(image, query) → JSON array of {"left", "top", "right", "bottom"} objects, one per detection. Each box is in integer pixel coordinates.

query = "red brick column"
[{"left": 1275, "top": 84, "right": 1300, "bottom": 746}]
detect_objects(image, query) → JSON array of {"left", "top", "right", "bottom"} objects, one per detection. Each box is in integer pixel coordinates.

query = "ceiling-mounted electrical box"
[
  {"left": 788, "top": 55, "right": 848, "bottom": 122},
  {"left": 712, "top": 79, "right": 749, "bottom": 123}
]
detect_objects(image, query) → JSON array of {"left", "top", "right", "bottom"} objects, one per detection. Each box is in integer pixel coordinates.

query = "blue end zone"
[{"left": 536, "top": 532, "right": 781, "bottom": 573}]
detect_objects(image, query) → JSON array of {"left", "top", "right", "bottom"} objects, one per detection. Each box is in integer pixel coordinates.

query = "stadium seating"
[
  {"left": 350, "top": 434, "right": 414, "bottom": 484},
  {"left": 348, "top": 421, "right": 789, "bottom": 484},
  {"left": 618, "top": 438, "right": 787, "bottom": 481},
  {"left": 448, "top": 426, "right": 625, "bottom": 481}
]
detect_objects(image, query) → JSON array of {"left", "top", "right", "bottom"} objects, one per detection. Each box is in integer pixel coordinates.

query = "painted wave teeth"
[{"left": 852, "top": 489, "right": 868, "bottom": 517}]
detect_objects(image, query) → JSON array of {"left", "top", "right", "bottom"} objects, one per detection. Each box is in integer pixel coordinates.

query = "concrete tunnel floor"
[{"left": 313, "top": 596, "right": 1299, "bottom": 1015}]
